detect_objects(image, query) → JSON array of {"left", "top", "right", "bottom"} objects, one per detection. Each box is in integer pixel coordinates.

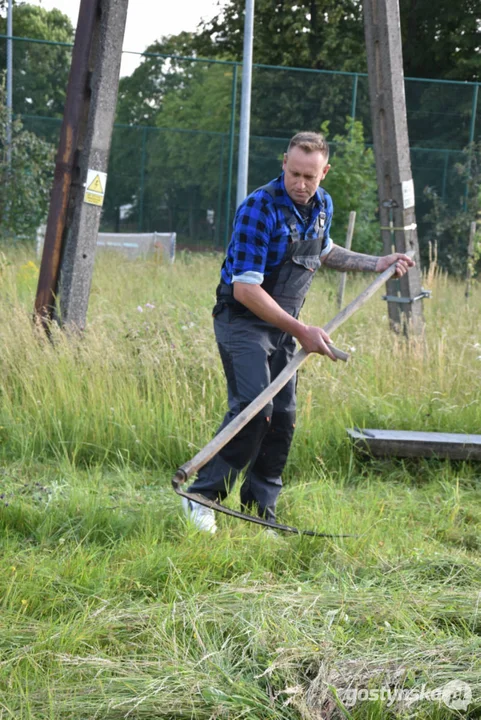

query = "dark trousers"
[{"left": 187, "top": 305, "right": 297, "bottom": 521}]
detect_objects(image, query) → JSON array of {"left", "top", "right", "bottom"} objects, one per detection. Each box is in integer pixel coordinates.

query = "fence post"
[
  {"left": 225, "top": 63, "right": 238, "bottom": 249},
  {"left": 215, "top": 133, "right": 225, "bottom": 248},
  {"left": 464, "top": 84, "right": 479, "bottom": 210},
  {"left": 138, "top": 125, "right": 147, "bottom": 233},
  {"left": 441, "top": 151, "right": 449, "bottom": 202},
  {"left": 465, "top": 221, "right": 476, "bottom": 300},
  {"left": 6, "top": 0, "right": 13, "bottom": 166},
  {"left": 337, "top": 211, "right": 356, "bottom": 310},
  {"left": 350, "top": 74, "right": 359, "bottom": 123},
  {"left": 469, "top": 84, "right": 479, "bottom": 145}
]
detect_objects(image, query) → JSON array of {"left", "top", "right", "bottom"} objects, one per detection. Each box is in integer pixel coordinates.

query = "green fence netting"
[{"left": 1, "top": 36, "right": 479, "bottom": 251}]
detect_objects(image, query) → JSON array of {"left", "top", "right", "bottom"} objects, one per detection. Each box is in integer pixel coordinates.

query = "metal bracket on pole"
[{"left": 382, "top": 289, "right": 432, "bottom": 304}]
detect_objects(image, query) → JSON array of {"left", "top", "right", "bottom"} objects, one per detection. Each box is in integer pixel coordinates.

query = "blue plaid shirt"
[{"left": 221, "top": 173, "right": 333, "bottom": 285}]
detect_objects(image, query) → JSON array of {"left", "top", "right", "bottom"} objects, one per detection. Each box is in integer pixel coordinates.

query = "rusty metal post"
[{"left": 34, "top": 0, "right": 100, "bottom": 326}]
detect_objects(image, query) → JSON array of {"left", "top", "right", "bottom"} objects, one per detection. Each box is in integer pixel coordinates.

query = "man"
[{"left": 183, "top": 131, "right": 414, "bottom": 533}]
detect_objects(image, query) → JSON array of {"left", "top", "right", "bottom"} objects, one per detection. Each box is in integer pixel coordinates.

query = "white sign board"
[{"left": 402, "top": 179, "right": 415, "bottom": 210}]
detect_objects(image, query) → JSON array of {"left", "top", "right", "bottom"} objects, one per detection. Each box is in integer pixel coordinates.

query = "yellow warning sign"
[
  {"left": 84, "top": 169, "right": 107, "bottom": 207},
  {"left": 85, "top": 191, "right": 104, "bottom": 207},
  {"left": 87, "top": 174, "right": 104, "bottom": 194}
]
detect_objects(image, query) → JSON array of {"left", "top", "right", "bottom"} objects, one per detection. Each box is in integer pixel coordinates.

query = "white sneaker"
[
  {"left": 264, "top": 526, "right": 279, "bottom": 538},
  {"left": 182, "top": 497, "right": 217, "bottom": 534}
]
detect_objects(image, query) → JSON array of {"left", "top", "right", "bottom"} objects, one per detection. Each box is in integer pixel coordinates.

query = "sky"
[{"left": 28, "top": 0, "right": 228, "bottom": 76}]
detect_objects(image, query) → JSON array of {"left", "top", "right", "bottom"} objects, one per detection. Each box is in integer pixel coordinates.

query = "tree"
[
  {"left": 103, "top": 33, "right": 233, "bottom": 238},
  {"left": 400, "top": 0, "right": 481, "bottom": 82},
  {"left": 0, "top": 83, "right": 55, "bottom": 240},
  {"left": 196, "top": 0, "right": 481, "bottom": 82},
  {"left": 195, "top": 0, "right": 366, "bottom": 72},
  {"left": 0, "top": 4, "right": 73, "bottom": 120},
  {"left": 115, "top": 32, "right": 205, "bottom": 126}
]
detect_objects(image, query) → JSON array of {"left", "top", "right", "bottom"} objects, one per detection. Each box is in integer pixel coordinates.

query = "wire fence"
[{"left": 1, "top": 35, "right": 479, "bottom": 250}]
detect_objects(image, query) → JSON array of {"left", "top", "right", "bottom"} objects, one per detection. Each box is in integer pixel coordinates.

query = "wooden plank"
[{"left": 347, "top": 428, "right": 481, "bottom": 461}]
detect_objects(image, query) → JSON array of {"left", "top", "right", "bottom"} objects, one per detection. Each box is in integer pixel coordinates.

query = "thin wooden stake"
[
  {"left": 465, "top": 221, "right": 476, "bottom": 300},
  {"left": 337, "top": 210, "right": 356, "bottom": 309}
]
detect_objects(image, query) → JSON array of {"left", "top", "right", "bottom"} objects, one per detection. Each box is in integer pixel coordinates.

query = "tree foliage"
[
  {"left": 0, "top": 83, "right": 55, "bottom": 240},
  {"left": 106, "top": 44, "right": 235, "bottom": 241},
  {"left": 423, "top": 144, "right": 481, "bottom": 275},
  {"left": 323, "top": 119, "right": 380, "bottom": 254},
  {"left": 400, "top": 0, "right": 481, "bottom": 82},
  {"left": 195, "top": 0, "right": 481, "bottom": 83},
  {"left": 0, "top": 4, "right": 73, "bottom": 118},
  {"left": 195, "top": 0, "right": 365, "bottom": 72}
]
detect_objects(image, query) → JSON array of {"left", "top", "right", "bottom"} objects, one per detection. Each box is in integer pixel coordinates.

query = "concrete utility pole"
[
  {"left": 35, "top": 0, "right": 129, "bottom": 331},
  {"left": 236, "top": 0, "right": 255, "bottom": 207},
  {"left": 363, "top": 0, "right": 426, "bottom": 335}
]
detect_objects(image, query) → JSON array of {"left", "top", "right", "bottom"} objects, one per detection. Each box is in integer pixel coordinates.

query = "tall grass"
[
  {"left": 1, "top": 249, "right": 480, "bottom": 470},
  {"left": 0, "top": 246, "right": 480, "bottom": 718}
]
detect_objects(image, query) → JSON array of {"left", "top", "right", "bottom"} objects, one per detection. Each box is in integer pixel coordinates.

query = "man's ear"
[
  {"left": 322, "top": 164, "right": 331, "bottom": 180},
  {"left": 282, "top": 153, "right": 288, "bottom": 170}
]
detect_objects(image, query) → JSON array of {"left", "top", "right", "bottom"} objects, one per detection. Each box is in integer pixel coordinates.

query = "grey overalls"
[{"left": 187, "top": 183, "right": 327, "bottom": 522}]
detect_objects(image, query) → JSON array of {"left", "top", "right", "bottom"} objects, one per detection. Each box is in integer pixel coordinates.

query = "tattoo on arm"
[{"left": 322, "top": 244, "right": 378, "bottom": 272}]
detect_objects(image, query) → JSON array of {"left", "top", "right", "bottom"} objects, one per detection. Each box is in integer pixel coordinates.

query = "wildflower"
[
  {"left": 145, "top": 303, "right": 155, "bottom": 309},
  {"left": 137, "top": 306, "right": 143, "bottom": 313}
]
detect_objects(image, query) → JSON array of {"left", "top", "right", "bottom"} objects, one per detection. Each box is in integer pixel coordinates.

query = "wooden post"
[
  {"left": 363, "top": 0, "right": 425, "bottom": 336},
  {"left": 465, "top": 221, "right": 476, "bottom": 300},
  {"left": 337, "top": 210, "right": 356, "bottom": 309}
]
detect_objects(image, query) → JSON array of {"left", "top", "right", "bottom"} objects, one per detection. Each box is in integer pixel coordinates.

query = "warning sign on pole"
[{"left": 84, "top": 169, "right": 107, "bottom": 207}]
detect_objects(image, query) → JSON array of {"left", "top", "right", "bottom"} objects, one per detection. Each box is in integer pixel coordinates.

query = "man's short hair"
[{"left": 287, "top": 131, "right": 329, "bottom": 160}]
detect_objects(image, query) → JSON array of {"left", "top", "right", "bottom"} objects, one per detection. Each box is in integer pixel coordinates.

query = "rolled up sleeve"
[{"left": 229, "top": 195, "right": 275, "bottom": 283}]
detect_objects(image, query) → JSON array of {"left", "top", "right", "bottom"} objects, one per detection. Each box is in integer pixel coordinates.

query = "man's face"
[{"left": 282, "top": 146, "right": 330, "bottom": 205}]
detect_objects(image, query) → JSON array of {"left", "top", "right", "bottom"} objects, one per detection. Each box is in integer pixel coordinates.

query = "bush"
[{"left": 423, "top": 142, "right": 481, "bottom": 276}]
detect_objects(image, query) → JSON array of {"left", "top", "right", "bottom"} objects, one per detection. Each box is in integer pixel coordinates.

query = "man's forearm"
[
  {"left": 323, "top": 244, "right": 378, "bottom": 272},
  {"left": 232, "top": 282, "right": 336, "bottom": 358}
]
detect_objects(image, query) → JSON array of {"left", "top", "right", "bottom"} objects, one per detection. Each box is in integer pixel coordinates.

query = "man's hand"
[
  {"left": 233, "top": 283, "right": 337, "bottom": 361},
  {"left": 296, "top": 325, "right": 337, "bottom": 361},
  {"left": 375, "top": 253, "right": 415, "bottom": 278}
]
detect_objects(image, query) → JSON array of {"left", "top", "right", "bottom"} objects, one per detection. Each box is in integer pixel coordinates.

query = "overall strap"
[{"left": 258, "top": 181, "right": 300, "bottom": 243}]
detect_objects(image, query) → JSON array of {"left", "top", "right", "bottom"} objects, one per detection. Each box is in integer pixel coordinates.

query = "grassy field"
[{"left": 0, "top": 246, "right": 480, "bottom": 719}]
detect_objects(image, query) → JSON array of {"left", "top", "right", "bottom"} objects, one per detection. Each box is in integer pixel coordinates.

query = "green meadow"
[{"left": 0, "top": 246, "right": 480, "bottom": 719}]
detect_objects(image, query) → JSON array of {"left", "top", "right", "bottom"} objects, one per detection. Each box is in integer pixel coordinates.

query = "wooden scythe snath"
[{"left": 172, "top": 253, "right": 415, "bottom": 537}]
